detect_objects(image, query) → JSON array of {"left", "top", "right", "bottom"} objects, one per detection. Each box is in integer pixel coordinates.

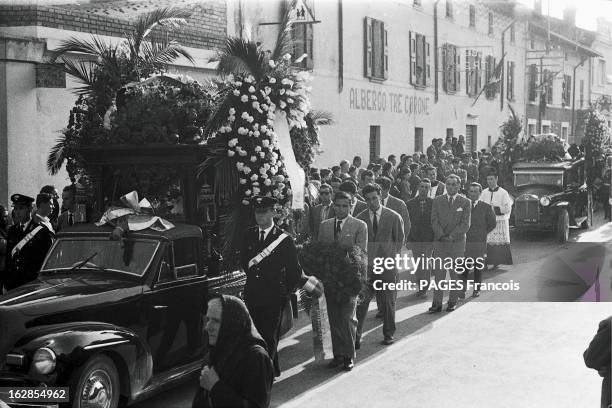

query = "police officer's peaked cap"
[
  {"left": 11, "top": 194, "right": 35, "bottom": 206},
  {"left": 251, "top": 195, "right": 278, "bottom": 210}
]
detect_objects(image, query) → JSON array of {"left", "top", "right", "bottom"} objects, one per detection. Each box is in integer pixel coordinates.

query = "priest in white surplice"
[{"left": 481, "top": 171, "right": 513, "bottom": 267}]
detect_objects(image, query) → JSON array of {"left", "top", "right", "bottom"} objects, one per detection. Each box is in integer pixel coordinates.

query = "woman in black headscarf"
[{"left": 193, "top": 294, "right": 274, "bottom": 408}]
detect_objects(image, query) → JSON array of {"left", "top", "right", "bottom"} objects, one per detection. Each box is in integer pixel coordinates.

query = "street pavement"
[{"left": 135, "top": 211, "right": 611, "bottom": 408}]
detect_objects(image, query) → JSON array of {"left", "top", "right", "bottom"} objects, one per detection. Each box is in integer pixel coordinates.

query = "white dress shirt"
[
  {"left": 369, "top": 206, "right": 382, "bottom": 225},
  {"left": 258, "top": 224, "right": 274, "bottom": 241}
]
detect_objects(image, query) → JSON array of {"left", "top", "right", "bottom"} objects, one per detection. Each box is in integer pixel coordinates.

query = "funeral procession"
[{"left": 0, "top": 0, "right": 611, "bottom": 407}]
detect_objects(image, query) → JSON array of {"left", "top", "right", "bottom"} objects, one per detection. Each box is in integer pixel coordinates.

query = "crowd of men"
[
  {"left": 0, "top": 185, "right": 76, "bottom": 293},
  {"left": 235, "top": 138, "right": 517, "bottom": 384},
  {"left": 283, "top": 146, "right": 515, "bottom": 372}
]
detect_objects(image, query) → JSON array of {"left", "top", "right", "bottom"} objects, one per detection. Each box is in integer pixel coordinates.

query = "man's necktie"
[
  {"left": 334, "top": 220, "right": 341, "bottom": 240},
  {"left": 259, "top": 230, "right": 265, "bottom": 243},
  {"left": 372, "top": 212, "right": 378, "bottom": 237},
  {"left": 68, "top": 212, "right": 74, "bottom": 226},
  {"left": 449, "top": 196, "right": 453, "bottom": 206}
]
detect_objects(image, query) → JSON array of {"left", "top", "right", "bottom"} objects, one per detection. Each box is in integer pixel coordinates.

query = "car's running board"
[{"left": 133, "top": 359, "right": 204, "bottom": 402}]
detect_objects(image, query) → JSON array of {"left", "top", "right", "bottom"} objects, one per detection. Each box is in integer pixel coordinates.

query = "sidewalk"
[{"left": 274, "top": 302, "right": 606, "bottom": 408}]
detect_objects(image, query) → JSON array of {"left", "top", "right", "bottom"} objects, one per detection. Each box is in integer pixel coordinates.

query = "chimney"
[{"left": 563, "top": 6, "right": 576, "bottom": 27}]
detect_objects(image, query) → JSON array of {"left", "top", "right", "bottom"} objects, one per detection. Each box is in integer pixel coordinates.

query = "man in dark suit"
[
  {"left": 376, "top": 177, "right": 411, "bottom": 239},
  {"left": 328, "top": 181, "right": 367, "bottom": 219},
  {"left": 463, "top": 183, "right": 496, "bottom": 298},
  {"left": 4, "top": 194, "right": 54, "bottom": 292},
  {"left": 240, "top": 196, "right": 303, "bottom": 377},
  {"left": 310, "top": 183, "right": 333, "bottom": 239},
  {"left": 317, "top": 191, "right": 368, "bottom": 371},
  {"left": 356, "top": 183, "right": 404, "bottom": 346},
  {"left": 406, "top": 178, "right": 435, "bottom": 297},
  {"left": 429, "top": 175, "right": 471, "bottom": 313},
  {"left": 56, "top": 185, "right": 76, "bottom": 232},
  {"left": 583, "top": 316, "right": 611, "bottom": 408}
]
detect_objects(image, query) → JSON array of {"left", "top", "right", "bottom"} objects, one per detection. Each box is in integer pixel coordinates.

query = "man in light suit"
[
  {"left": 429, "top": 174, "right": 471, "bottom": 313},
  {"left": 464, "top": 183, "right": 496, "bottom": 298},
  {"left": 327, "top": 181, "right": 368, "bottom": 219},
  {"left": 310, "top": 183, "right": 333, "bottom": 239},
  {"left": 356, "top": 183, "right": 404, "bottom": 346},
  {"left": 317, "top": 191, "right": 367, "bottom": 372}
]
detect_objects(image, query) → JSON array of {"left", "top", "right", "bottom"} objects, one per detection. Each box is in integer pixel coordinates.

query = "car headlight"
[
  {"left": 540, "top": 196, "right": 551, "bottom": 206},
  {"left": 32, "top": 347, "right": 56, "bottom": 375}
]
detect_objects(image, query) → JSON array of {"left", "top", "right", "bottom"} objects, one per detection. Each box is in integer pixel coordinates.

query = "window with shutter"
[
  {"left": 488, "top": 12, "right": 493, "bottom": 35},
  {"left": 292, "top": 23, "right": 314, "bottom": 70},
  {"left": 442, "top": 43, "right": 458, "bottom": 93},
  {"left": 455, "top": 52, "right": 460, "bottom": 92},
  {"left": 383, "top": 26, "right": 389, "bottom": 79},
  {"left": 485, "top": 56, "right": 492, "bottom": 99},
  {"left": 410, "top": 31, "right": 429, "bottom": 88},
  {"left": 426, "top": 40, "right": 431, "bottom": 86},
  {"left": 506, "top": 61, "right": 515, "bottom": 101},
  {"left": 410, "top": 31, "right": 417, "bottom": 85},
  {"left": 544, "top": 70, "right": 553, "bottom": 105},
  {"left": 442, "top": 45, "right": 448, "bottom": 92},
  {"left": 476, "top": 52, "right": 482, "bottom": 95},
  {"left": 528, "top": 64, "right": 537, "bottom": 102},
  {"left": 364, "top": 18, "right": 373, "bottom": 78},
  {"left": 469, "top": 5, "right": 476, "bottom": 28},
  {"left": 364, "top": 17, "right": 387, "bottom": 81},
  {"left": 446, "top": 0, "right": 453, "bottom": 18},
  {"left": 562, "top": 74, "right": 571, "bottom": 107}
]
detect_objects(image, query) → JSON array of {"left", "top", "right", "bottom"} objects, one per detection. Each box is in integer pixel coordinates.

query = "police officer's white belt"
[
  {"left": 248, "top": 233, "right": 289, "bottom": 269},
  {"left": 11, "top": 226, "right": 43, "bottom": 257}
]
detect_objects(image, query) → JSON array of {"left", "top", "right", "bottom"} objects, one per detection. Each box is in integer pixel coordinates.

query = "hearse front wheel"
[
  {"left": 557, "top": 209, "right": 570, "bottom": 243},
  {"left": 70, "top": 354, "right": 120, "bottom": 408}
]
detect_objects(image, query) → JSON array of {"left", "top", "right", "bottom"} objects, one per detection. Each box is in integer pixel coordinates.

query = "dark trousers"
[
  {"left": 247, "top": 302, "right": 282, "bottom": 377},
  {"left": 325, "top": 295, "right": 358, "bottom": 359},
  {"left": 462, "top": 255, "right": 485, "bottom": 295},
  {"left": 410, "top": 241, "right": 433, "bottom": 291},
  {"left": 357, "top": 274, "right": 398, "bottom": 340}
]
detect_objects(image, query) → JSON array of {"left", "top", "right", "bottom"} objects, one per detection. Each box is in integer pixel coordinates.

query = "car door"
[{"left": 144, "top": 239, "right": 206, "bottom": 373}]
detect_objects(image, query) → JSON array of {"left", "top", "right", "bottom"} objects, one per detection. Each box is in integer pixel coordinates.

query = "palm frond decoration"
[
  {"left": 214, "top": 37, "right": 268, "bottom": 80},
  {"left": 204, "top": 85, "right": 236, "bottom": 136},
  {"left": 59, "top": 58, "right": 98, "bottom": 96},
  {"left": 127, "top": 7, "right": 192, "bottom": 63},
  {"left": 47, "top": 135, "right": 68, "bottom": 175},
  {"left": 139, "top": 38, "right": 195, "bottom": 70},
  {"left": 269, "top": 3, "right": 293, "bottom": 63},
  {"left": 307, "top": 110, "right": 334, "bottom": 127}
]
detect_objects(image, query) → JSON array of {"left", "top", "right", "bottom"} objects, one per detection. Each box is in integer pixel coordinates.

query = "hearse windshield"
[
  {"left": 514, "top": 171, "right": 563, "bottom": 187},
  {"left": 41, "top": 238, "right": 159, "bottom": 276}
]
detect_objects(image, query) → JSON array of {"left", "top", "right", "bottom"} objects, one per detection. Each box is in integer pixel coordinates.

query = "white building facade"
[{"left": 236, "top": 0, "right": 528, "bottom": 167}]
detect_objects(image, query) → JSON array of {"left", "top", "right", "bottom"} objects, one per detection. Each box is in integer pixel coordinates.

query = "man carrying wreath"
[{"left": 316, "top": 191, "right": 368, "bottom": 371}]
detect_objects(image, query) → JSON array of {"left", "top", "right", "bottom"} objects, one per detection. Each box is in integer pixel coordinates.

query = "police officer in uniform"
[
  {"left": 240, "top": 196, "right": 303, "bottom": 377},
  {"left": 3, "top": 194, "right": 54, "bottom": 292}
]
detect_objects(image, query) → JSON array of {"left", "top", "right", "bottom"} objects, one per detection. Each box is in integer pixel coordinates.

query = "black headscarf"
[{"left": 208, "top": 295, "right": 268, "bottom": 379}]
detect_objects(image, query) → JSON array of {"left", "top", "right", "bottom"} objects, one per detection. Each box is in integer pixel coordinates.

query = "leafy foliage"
[
  {"left": 47, "top": 7, "right": 194, "bottom": 177},
  {"left": 298, "top": 241, "right": 366, "bottom": 304},
  {"left": 583, "top": 106, "right": 610, "bottom": 185},
  {"left": 493, "top": 105, "right": 523, "bottom": 185},
  {"left": 522, "top": 136, "right": 567, "bottom": 162}
]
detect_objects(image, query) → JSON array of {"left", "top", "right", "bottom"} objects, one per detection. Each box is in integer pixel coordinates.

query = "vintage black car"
[
  {"left": 512, "top": 158, "right": 593, "bottom": 242},
  {"left": 0, "top": 224, "right": 245, "bottom": 408}
]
